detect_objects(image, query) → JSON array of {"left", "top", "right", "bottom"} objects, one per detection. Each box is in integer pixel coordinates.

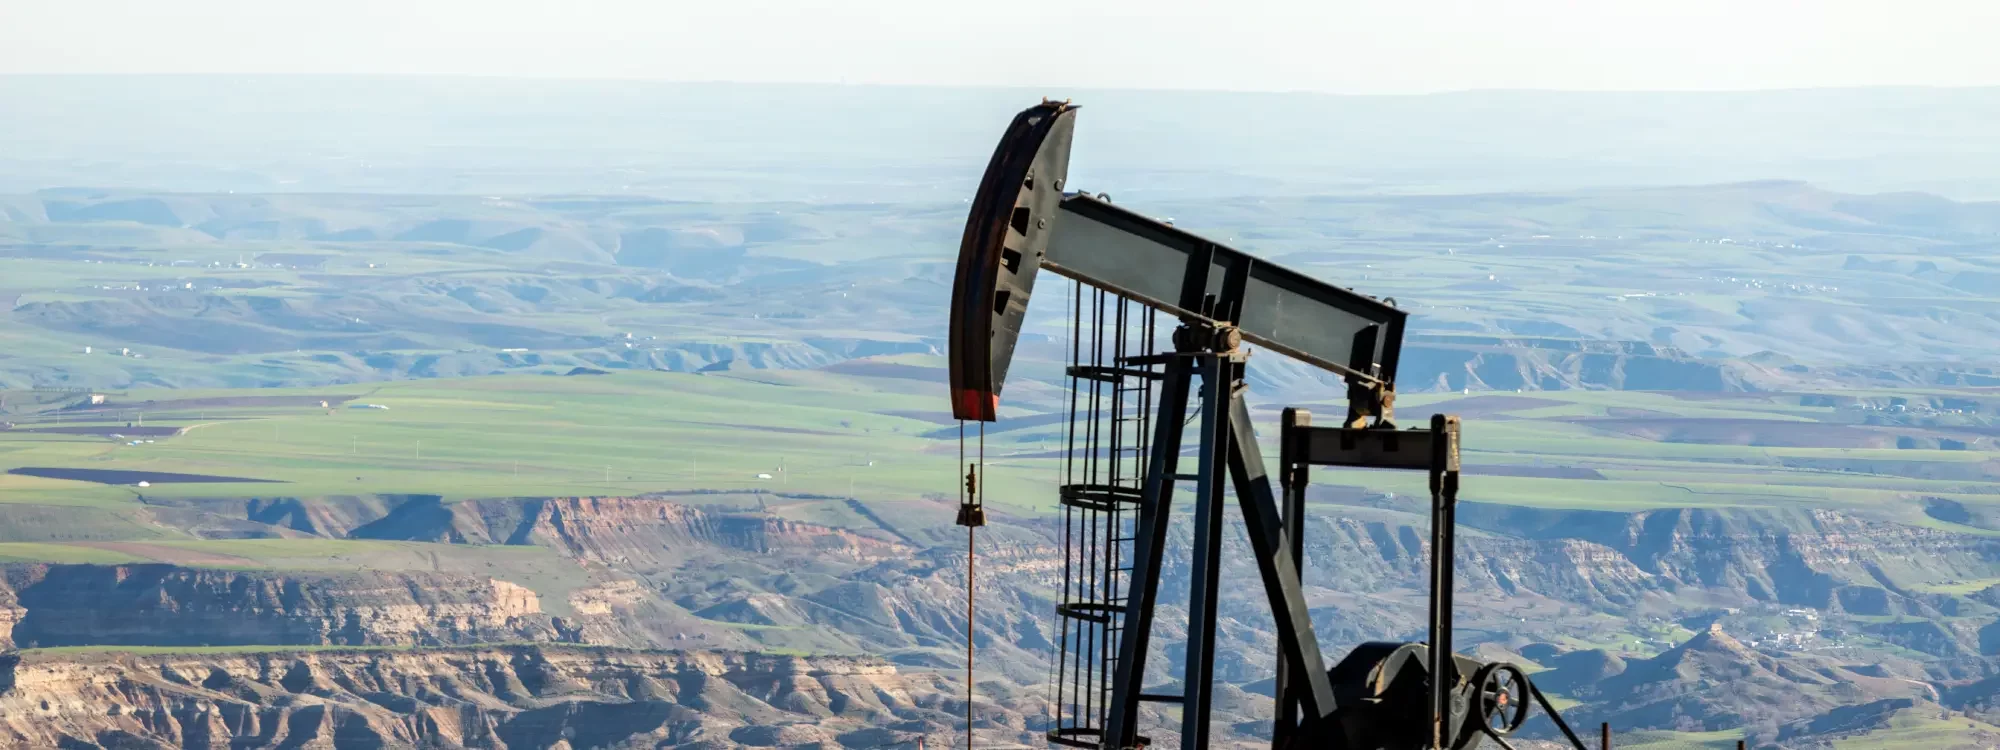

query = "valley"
[
  {"left": 3, "top": 370, "right": 2000, "bottom": 748},
  {"left": 3, "top": 82, "right": 2000, "bottom": 748}
]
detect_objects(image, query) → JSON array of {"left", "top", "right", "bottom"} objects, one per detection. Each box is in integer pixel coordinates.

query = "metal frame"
[
  {"left": 1101, "top": 326, "right": 1345, "bottom": 750},
  {"left": 949, "top": 101, "right": 1429, "bottom": 750},
  {"left": 952, "top": 99, "right": 1598, "bottom": 750},
  {"left": 1278, "top": 413, "right": 1464, "bottom": 750},
  {"left": 1021, "top": 181, "right": 1410, "bottom": 750},
  {"left": 1278, "top": 414, "right": 1592, "bottom": 750},
  {"left": 1097, "top": 242, "right": 1345, "bottom": 750},
  {"left": 1047, "top": 285, "right": 1160, "bottom": 750}
]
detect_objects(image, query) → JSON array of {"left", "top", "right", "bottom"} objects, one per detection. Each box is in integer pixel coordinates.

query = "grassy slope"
[
  {"left": 1, "top": 369, "right": 1994, "bottom": 547},
  {"left": 4, "top": 370, "right": 996, "bottom": 505},
  {"left": 7, "top": 371, "right": 1998, "bottom": 517},
  {"left": 1831, "top": 710, "right": 2000, "bottom": 750}
]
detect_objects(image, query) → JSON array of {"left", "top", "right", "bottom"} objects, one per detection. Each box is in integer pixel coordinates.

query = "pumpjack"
[{"left": 946, "top": 101, "right": 1588, "bottom": 750}]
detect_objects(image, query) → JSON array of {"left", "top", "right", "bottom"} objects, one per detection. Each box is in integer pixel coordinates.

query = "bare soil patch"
[
  {"left": 1465, "top": 464, "right": 1607, "bottom": 480},
  {"left": 73, "top": 541, "right": 260, "bottom": 567},
  {"left": 1406, "top": 395, "right": 1565, "bottom": 418},
  {"left": 919, "top": 411, "right": 1067, "bottom": 439},
  {"left": 8, "top": 426, "right": 183, "bottom": 437},
  {"left": 92, "top": 395, "right": 356, "bottom": 412},
  {"left": 1661, "top": 390, "right": 1788, "bottom": 402},
  {"left": 1571, "top": 417, "right": 1892, "bottom": 448},
  {"left": 1604, "top": 407, "right": 1679, "bottom": 419},
  {"left": 819, "top": 361, "right": 946, "bottom": 383},
  {"left": 880, "top": 410, "right": 958, "bottom": 425},
  {"left": 8, "top": 467, "right": 283, "bottom": 485}
]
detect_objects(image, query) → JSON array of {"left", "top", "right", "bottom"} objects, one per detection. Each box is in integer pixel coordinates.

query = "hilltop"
[{"left": 5, "top": 181, "right": 2000, "bottom": 398}]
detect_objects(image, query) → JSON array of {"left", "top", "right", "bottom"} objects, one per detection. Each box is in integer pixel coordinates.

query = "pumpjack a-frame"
[{"left": 946, "top": 101, "right": 1586, "bottom": 750}]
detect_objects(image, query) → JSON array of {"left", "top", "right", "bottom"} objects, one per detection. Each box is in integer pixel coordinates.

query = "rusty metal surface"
[{"left": 947, "top": 100, "right": 1076, "bottom": 421}]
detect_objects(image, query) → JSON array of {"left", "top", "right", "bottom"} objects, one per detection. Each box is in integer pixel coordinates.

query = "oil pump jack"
[{"left": 947, "top": 101, "right": 1588, "bottom": 750}]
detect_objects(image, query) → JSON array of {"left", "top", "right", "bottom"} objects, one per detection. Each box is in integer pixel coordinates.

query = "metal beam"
[
  {"left": 1272, "top": 407, "right": 1310, "bottom": 749},
  {"left": 1295, "top": 425, "right": 1454, "bottom": 471},
  {"left": 1224, "top": 392, "right": 1337, "bottom": 720},
  {"left": 1103, "top": 354, "right": 1195, "bottom": 750},
  {"left": 1042, "top": 194, "right": 1407, "bottom": 385},
  {"left": 1180, "top": 356, "right": 1229, "bottom": 750}
]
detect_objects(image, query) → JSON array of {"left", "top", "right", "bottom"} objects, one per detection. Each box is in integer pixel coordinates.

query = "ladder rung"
[
  {"left": 1059, "top": 483, "right": 1145, "bottom": 512},
  {"left": 1056, "top": 602, "right": 1119, "bottom": 623},
  {"left": 1067, "top": 365, "right": 1164, "bottom": 383}
]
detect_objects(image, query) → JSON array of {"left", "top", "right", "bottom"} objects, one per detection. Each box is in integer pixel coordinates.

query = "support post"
[
  {"left": 1103, "top": 352, "right": 1196, "bottom": 750},
  {"left": 1225, "top": 393, "right": 1337, "bottom": 720},
  {"left": 1427, "top": 414, "right": 1462, "bottom": 750},
  {"left": 1180, "top": 355, "right": 1229, "bottom": 750},
  {"left": 1180, "top": 251, "right": 1240, "bottom": 750},
  {"left": 1273, "top": 408, "right": 1310, "bottom": 749}
]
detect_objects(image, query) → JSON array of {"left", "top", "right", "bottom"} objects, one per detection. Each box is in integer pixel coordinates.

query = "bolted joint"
[
  {"left": 1171, "top": 323, "right": 1243, "bottom": 354},
  {"left": 1344, "top": 380, "right": 1397, "bottom": 429},
  {"left": 1171, "top": 325, "right": 1200, "bottom": 353},
  {"left": 1213, "top": 326, "right": 1242, "bottom": 352}
]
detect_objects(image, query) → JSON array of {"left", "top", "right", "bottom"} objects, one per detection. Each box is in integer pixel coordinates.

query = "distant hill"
[
  {"left": 5, "top": 180, "right": 2000, "bottom": 392},
  {"left": 1562, "top": 623, "right": 1931, "bottom": 736},
  {"left": 2, "top": 77, "right": 1998, "bottom": 200}
]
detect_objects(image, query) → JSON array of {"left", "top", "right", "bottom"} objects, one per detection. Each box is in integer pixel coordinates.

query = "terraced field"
[{"left": 6, "top": 370, "right": 2000, "bottom": 523}]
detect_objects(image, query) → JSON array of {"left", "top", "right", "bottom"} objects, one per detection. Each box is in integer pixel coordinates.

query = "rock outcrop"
[
  {"left": 11, "top": 492, "right": 1999, "bottom": 747},
  {"left": 0, "top": 646, "right": 1009, "bottom": 750},
  {"left": 0, "top": 566, "right": 565, "bottom": 651},
  {"left": 1455, "top": 505, "right": 2000, "bottom": 610},
  {"left": 349, "top": 496, "right": 911, "bottom": 569},
  {"left": 1553, "top": 623, "right": 1933, "bottom": 735}
]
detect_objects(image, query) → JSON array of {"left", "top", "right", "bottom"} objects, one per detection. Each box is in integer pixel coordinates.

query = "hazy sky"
[{"left": 4, "top": 0, "right": 1996, "bottom": 93}]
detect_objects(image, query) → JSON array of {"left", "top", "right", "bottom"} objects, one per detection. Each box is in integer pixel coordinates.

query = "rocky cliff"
[
  {"left": 23, "top": 492, "right": 2000, "bottom": 748},
  {"left": 1455, "top": 504, "right": 2000, "bottom": 611},
  {"left": 0, "top": 566, "right": 566, "bottom": 651},
  {"left": 348, "top": 496, "right": 911, "bottom": 569},
  {"left": 0, "top": 646, "right": 1010, "bottom": 750}
]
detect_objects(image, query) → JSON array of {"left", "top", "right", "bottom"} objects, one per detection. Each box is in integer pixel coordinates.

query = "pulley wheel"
[{"left": 1469, "top": 662, "right": 1532, "bottom": 739}]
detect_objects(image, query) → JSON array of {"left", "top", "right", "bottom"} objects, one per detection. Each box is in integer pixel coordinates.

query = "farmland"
[
  {"left": 4, "top": 79, "right": 2000, "bottom": 747},
  {"left": 6, "top": 367, "right": 2000, "bottom": 746},
  {"left": 4, "top": 368, "right": 1999, "bottom": 559}
]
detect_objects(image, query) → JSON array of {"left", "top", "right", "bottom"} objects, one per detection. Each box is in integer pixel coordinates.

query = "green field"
[
  {"left": 2, "top": 368, "right": 1023, "bottom": 506},
  {"left": 1831, "top": 710, "right": 2000, "bottom": 750},
  {"left": 8, "top": 370, "right": 1999, "bottom": 518},
  {"left": 4, "top": 369, "right": 1997, "bottom": 576}
]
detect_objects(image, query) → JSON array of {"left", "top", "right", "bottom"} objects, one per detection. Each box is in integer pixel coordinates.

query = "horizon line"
[{"left": 2, "top": 72, "right": 1996, "bottom": 98}]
